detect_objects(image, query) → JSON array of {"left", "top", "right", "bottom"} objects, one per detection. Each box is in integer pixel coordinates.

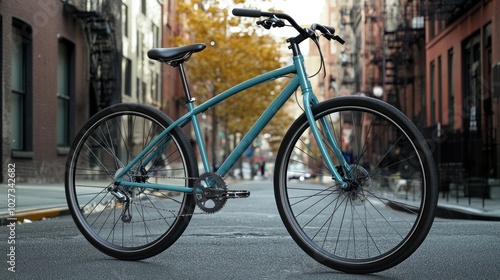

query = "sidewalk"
[
  {"left": 0, "top": 183, "right": 70, "bottom": 225},
  {"left": 435, "top": 189, "right": 500, "bottom": 221},
  {"left": 1, "top": 181, "right": 500, "bottom": 225}
]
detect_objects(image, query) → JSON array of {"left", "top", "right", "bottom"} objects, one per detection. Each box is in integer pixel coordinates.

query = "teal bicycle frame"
[{"left": 115, "top": 54, "right": 351, "bottom": 191}]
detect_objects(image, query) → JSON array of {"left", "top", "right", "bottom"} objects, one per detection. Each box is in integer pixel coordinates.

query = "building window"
[
  {"left": 57, "top": 39, "right": 74, "bottom": 147},
  {"left": 11, "top": 19, "right": 33, "bottom": 152},
  {"left": 122, "top": 57, "right": 132, "bottom": 96},
  {"left": 137, "top": 78, "right": 141, "bottom": 101},
  {"left": 428, "top": 13, "right": 435, "bottom": 40},
  {"left": 137, "top": 31, "right": 143, "bottom": 60},
  {"left": 152, "top": 24, "right": 160, "bottom": 48},
  {"left": 437, "top": 18, "right": 443, "bottom": 33},
  {"left": 152, "top": 72, "right": 160, "bottom": 103},
  {"left": 122, "top": 3, "right": 128, "bottom": 38},
  {"left": 438, "top": 56, "right": 442, "bottom": 123},
  {"left": 483, "top": 22, "right": 493, "bottom": 117},
  {"left": 142, "top": 81, "right": 147, "bottom": 103},
  {"left": 464, "top": 32, "right": 481, "bottom": 133},
  {"left": 141, "top": 0, "right": 147, "bottom": 15},
  {"left": 430, "top": 60, "right": 435, "bottom": 124},
  {"left": 448, "top": 49, "right": 454, "bottom": 129}
]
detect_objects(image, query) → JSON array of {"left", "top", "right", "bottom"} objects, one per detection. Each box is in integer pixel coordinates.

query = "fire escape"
[
  {"left": 63, "top": 0, "right": 120, "bottom": 115},
  {"left": 383, "top": 0, "right": 425, "bottom": 120},
  {"left": 339, "top": 5, "right": 358, "bottom": 93},
  {"left": 363, "top": 1, "right": 386, "bottom": 101},
  {"left": 329, "top": 2, "right": 368, "bottom": 97}
]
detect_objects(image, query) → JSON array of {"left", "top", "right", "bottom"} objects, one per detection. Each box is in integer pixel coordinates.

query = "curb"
[
  {"left": 2, "top": 201, "right": 500, "bottom": 226},
  {"left": 387, "top": 201, "right": 500, "bottom": 222},
  {"left": 435, "top": 205, "right": 500, "bottom": 221},
  {"left": 0, "top": 207, "right": 70, "bottom": 226}
]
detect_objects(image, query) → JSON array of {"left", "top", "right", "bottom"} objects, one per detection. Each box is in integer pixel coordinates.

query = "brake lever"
[
  {"left": 257, "top": 15, "right": 285, "bottom": 30},
  {"left": 256, "top": 20, "right": 271, "bottom": 29},
  {"left": 324, "top": 33, "right": 345, "bottom": 45}
]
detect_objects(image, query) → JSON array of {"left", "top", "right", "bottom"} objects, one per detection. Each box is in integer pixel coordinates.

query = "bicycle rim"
[
  {"left": 274, "top": 97, "right": 438, "bottom": 273},
  {"left": 65, "top": 104, "right": 196, "bottom": 260}
]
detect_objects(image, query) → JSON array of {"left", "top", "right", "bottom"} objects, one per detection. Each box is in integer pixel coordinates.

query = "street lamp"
[{"left": 373, "top": 85, "right": 383, "bottom": 98}]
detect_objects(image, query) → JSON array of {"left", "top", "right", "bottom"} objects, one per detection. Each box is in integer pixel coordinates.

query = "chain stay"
[
  {"left": 126, "top": 201, "right": 213, "bottom": 224},
  {"left": 120, "top": 173, "right": 249, "bottom": 222}
]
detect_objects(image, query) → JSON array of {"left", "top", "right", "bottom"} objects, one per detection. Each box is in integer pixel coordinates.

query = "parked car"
[{"left": 287, "top": 164, "right": 312, "bottom": 181}]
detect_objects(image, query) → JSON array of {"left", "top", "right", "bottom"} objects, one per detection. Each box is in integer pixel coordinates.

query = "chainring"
[{"left": 193, "top": 172, "right": 228, "bottom": 213}]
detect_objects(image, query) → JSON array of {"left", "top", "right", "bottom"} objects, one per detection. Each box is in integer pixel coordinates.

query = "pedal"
[{"left": 224, "top": 190, "right": 250, "bottom": 198}]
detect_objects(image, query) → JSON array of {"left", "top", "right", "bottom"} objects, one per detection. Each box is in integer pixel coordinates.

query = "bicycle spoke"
[
  {"left": 66, "top": 104, "right": 197, "bottom": 260},
  {"left": 275, "top": 97, "right": 437, "bottom": 273}
]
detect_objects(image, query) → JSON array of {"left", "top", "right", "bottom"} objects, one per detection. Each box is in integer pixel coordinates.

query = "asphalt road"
[{"left": 1, "top": 180, "right": 500, "bottom": 279}]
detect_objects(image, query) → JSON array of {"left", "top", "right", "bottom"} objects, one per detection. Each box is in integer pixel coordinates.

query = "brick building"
[
  {"left": 323, "top": 0, "right": 500, "bottom": 195},
  {"left": 1, "top": 0, "right": 184, "bottom": 183},
  {"left": 1, "top": 0, "right": 89, "bottom": 183},
  {"left": 426, "top": 0, "right": 500, "bottom": 183}
]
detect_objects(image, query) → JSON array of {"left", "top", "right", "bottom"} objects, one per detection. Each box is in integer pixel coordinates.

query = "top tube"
[
  {"left": 114, "top": 64, "right": 298, "bottom": 181},
  {"left": 117, "top": 8, "right": 338, "bottom": 183}
]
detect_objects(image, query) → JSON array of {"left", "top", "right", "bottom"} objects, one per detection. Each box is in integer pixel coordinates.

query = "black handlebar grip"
[
  {"left": 335, "top": 36, "right": 345, "bottom": 45},
  {"left": 325, "top": 25, "right": 336, "bottom": 34},
  {"left": 232, "top": 8, "right": 262, "bottom": 18}
]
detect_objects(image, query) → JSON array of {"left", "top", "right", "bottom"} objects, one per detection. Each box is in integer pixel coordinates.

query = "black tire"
[
  {"left": 65, "top": 103, "right": 198, "bottom": 260},
  {"left": 274, "top": 96, "right": 438, "bottom": 273}
]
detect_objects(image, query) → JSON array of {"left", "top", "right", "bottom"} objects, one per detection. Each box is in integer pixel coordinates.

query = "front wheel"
[
  {"left": 65, "top": 103, "right": 198, "bottom": 260},
  {"left": 274, "top": 96, "right": 438, "bottom": 274}
]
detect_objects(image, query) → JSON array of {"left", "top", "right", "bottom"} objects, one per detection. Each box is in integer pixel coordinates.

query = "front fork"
[
  {"left": 302, "top": 91, "right": 352, "bottom": 190},
  {"left": 293, "top": 53, "right": 351, "bottom": 189}
]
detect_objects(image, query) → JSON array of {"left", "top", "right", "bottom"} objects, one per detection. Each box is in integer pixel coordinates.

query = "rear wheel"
[
  {"left": 65, "top": 103, "right": 198, "bottom": 260},
  {"left": 274, "top": 96, "right": 438, "bottom": 273}
]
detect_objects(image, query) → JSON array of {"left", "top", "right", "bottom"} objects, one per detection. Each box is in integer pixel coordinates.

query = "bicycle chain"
[
  {"left": 126, "top": 174, "right": 221, "bottom": 223},
  {"left": 132, "top": 175, "right": 200, "bottom": 180},
  {"left": 125, "top": 201, "right": 213, "bottom": 224}
]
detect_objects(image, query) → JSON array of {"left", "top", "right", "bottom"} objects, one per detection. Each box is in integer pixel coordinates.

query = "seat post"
[{"left": 178, "top": 63, "right": 194, "bottom": 103}]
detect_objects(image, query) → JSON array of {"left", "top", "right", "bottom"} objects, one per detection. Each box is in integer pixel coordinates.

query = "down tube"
[
  {"left": 216, "top": 76, "right": 301, "bottom": 177},
  {"left": 116, "top": 65, "right": 296, "bottom": 181}
]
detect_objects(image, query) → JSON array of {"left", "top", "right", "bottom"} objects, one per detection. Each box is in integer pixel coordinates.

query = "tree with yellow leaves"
[{"left": 175, "top": 0, "right": 294, "bottom": 156}]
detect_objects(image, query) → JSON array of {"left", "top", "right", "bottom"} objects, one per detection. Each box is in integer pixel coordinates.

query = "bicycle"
[{"left": 65, "top": 8, "right": 438, "bottom": 274}]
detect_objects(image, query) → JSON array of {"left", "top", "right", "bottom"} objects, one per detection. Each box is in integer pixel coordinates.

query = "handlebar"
[
  {"left": 232, "top": 8, "right": 344, "bottom": 45},
  {"left": 233, "top": 8, "right": 308, "bottom": 38},
  {"left": 311, "top": 23, "right": 345, "bottom": 44},
  {"left": 232, "top": 8, "right": 268, "bottom": 18},
  {"left": 311, "top": 23, "right": 335, "bottom": 37}
]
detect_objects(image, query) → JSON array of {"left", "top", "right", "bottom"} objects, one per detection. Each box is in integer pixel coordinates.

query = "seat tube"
[
  {"left": 188, "top": 102, "right": 211, "bottom": 173},
  {"left": 178, "top": 63, "right": 210, "bottom": 173}
]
